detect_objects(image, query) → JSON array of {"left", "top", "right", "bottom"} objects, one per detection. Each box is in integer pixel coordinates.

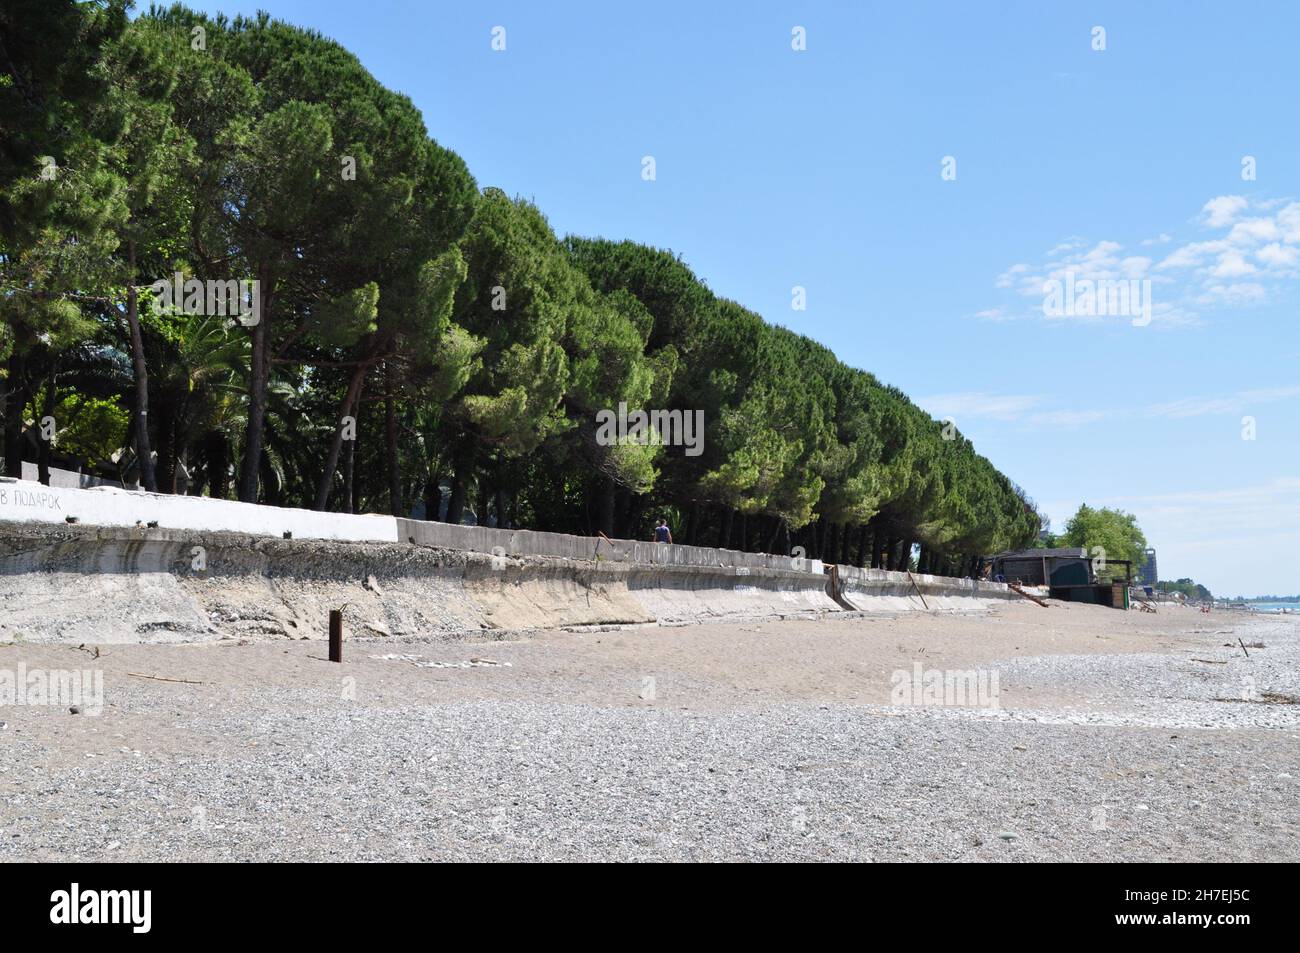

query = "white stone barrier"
[{"left": 0, "top": 477, "right": 400, "bottom": 543}]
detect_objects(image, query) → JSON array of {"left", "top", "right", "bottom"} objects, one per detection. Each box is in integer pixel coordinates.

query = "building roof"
[{"left": 994, "top": 548, "right": 1087, "bottom": 560}]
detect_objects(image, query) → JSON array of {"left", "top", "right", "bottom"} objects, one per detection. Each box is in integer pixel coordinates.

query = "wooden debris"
[
  {"left": 906, "top": 571, "right": 929, "bottom": 610},
  {"left": 125, "top": 672, "right": 204, "bottom": 685},
  {"left": 1008, "top": 582, "right": 1050, "bottom": 607}
]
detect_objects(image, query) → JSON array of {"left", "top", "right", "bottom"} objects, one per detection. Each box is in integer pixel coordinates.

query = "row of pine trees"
[{"left": 0, "top": 2, "right": 1041, "bottom": 572}]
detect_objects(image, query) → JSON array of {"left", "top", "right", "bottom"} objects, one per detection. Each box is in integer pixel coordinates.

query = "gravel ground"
[{"left": 1, "top": 603, "right": 1296, "bottom": 862}]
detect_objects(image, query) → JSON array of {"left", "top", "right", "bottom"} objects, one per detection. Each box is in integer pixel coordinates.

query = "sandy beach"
[{"left": 1, "top": 601, "right": 1297, "bottom": 862}]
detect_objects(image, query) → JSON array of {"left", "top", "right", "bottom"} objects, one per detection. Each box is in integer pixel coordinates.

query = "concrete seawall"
[
  {"left": 835, "top": 564, "right": 1014, "bottom": 612},
  {"left": 0, "top": 522, "right": 843, "bottom": 644},
  {"left": 0, "top": 476, "right": 1012, "bottom": 644}
]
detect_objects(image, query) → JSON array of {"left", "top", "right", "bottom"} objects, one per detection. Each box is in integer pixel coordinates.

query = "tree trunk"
[
  {"left": 495, "top": 486, "right": 508, "bottom": 530},
  {"left": 155, "top": 398, "right": 176, "bottom": 493},
  {"left": 3, "top": 349, "right": 26, "bottom": 478},
  {"left": 684, "top": 500, "right": 699, "bottom": 546},
  {"left": 207, "top": 430, "right": 231, "bottom": 500},
  {"left": 445, "top": 445, "right": 473, "bottom": 525},
  {"left": 384, "top": 362, "right": 402, "bottom": 517},
  {"left": 238, "top": 272, "right": 274, "bottom": 504},
  {"left": 314, "top": 360, "right": 368, "bottom": 511},
  {"left": 37, "top": 362, "right": 54, "bottom": 485},
  {"left": 596, "top": 476, "right": 616, "bottom": 537},
  {"left": 445, "top": 471, "right": 463, "bottom": 523},
  {"left": 475, "top": 478, "right": 491, "bottom": 527},
  {"left": 123, "top": 241, "right": 158, "bottom": 492},
  {"left": 718, "top": 506, "right": 734, "bottom": 549},
  {"left": 856, "top": 525, "right": 869, "bottom": 567},
  {"left": 764, "top": 515, "right": 783, "bottom": 554},
  {"left": 258, "top": 447, "right": 280, "bottom": 506},
  {"left": 422, "top": 468, "right": 442, "bottom": 522},
  {"left": 343, "top": 422, "right": 356, "bottom": 514}
]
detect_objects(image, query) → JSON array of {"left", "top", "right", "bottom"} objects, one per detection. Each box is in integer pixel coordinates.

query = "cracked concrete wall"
[
  {"left": 0, "top": 484, "right": 1012, "bottom": 644},
  {"left": 0, "top": 523, "right": 838, "bottom": 644}
]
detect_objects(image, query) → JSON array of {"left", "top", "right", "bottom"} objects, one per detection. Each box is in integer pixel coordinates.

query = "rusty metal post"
[{"left": 329, "top": 609, "right": 343, "bottom": 662}]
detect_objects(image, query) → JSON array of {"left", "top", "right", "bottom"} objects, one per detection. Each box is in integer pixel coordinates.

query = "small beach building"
[{"left": 989, "top": 548, "right": 1092, "bottom": 587}]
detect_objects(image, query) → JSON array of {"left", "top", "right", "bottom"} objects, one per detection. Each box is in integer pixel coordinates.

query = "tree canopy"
[
  {"left": 0, "top": 3, "right": 1041, "bottom": 573},
  {"left": 1057, "top": 504, "right": 1148, "bottom": 574}
]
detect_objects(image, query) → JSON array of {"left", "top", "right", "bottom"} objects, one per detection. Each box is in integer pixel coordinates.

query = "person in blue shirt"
[{"left": 653, "top": 518, "right": 673, "bottom": 544}]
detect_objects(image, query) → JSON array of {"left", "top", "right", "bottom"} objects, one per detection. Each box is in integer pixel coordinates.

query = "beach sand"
[{"left": 1, "top": 601, "right": 1296, "bottom": 861}]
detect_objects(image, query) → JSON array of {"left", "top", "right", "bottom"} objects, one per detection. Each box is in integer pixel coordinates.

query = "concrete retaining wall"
[
  {"left": 835, "top": 564, "right": 1014, "bottom": 612},
  {"left": 19, "top": 462, "right": 133, "bottom": 490},
  {"left": 396, "top": 517, "right": 825, "bottom": 573},
  {"left": 0, "top": 476, "right": 399, "bottom": 542},
  {"left": 0, "top": 476, "right": 1011, "bottom": 644},
  {"left": 0, "top": 522, "right": 838, "bottom": 643}
]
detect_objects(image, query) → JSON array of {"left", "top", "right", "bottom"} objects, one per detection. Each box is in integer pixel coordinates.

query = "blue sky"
[{"left": 177, "top": 0, "right": 1298, "bottom": 596}]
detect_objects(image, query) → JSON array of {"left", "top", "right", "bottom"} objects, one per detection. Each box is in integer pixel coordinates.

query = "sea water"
[{"left": 1251, "top": 601, "right": 1300, "bottom": 614}]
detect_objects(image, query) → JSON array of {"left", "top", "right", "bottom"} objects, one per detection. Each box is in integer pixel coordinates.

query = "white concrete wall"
[
  {"left": 0, "top": 477, "right": 1003, "bottom": 607},
  {"left": 0, "top": 477, "right": 400, "bottom": 543},
  {"left": 19, "top": 462, "right": 133, "bottom": 490},
  {"left": 397, "top": 517, "right": 826, "bottom": 574}
]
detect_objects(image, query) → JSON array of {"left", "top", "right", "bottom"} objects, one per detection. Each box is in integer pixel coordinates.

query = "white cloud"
[
  {"left": 916, "top": 392, "right": 1040, "bottom": 421},
  {"left": 1119, "top": 255, "right": 1152, "bottom": 278},
  {"left": 1025, "top": 409, "right": 1107, "bottom": 427},
  {"left": 1195, "top": 282, "right": 1265, "bottom": 306},
  {"left": 986, "top": 194, "right": 1300, "bottom": 325},
  {"left": 1209, "top": 250, "right": 1257, "bottom": 278},
  {"left": 1256, "top": 242, "right": 1299, "bottom": 268},
  {"left": 1226, "top": 217, "right": 1279, "bottom": 244},
  {"left": 995, "top": 263, "right": 1029, "bottom": 289},
  {"left": 922, "top": 384, "right": 1300, "bottom": 431},
  {"left": 1277, "top": 202, "right": 1300, "bottom": 242},
  {"left": 1145, "top": 385, "right": 1300, "bottom": 419},
  {"left": 1201, "top": 195, "right": 1249, "bottom": 227},
  {"left": 1042, "top": 477, "right": 1300, "bottom": 594},
  {"left": 1156, "top": 239, "right": 1227, "bottom": 270}
]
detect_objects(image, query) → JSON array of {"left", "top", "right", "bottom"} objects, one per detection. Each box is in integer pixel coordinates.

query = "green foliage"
[
  {"left": 307, "top": 284, "right": 380, "bottom": 348},
  {"left": 1059, "top": 504, "right": 1148, "bottom": 569},
  {"left": 49, "top": 392, "right": 128, "bottom": 462},
  {"left": 1158, "top": 578, "right": 1214, "bottom": 602},
  {"left": 1, "top": 2, "right": 1043, "bottom": 558}
]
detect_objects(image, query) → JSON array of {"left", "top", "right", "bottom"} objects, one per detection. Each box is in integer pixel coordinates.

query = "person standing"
[{"left": 653, "top": 518, "right": 673, "bottom": 544}]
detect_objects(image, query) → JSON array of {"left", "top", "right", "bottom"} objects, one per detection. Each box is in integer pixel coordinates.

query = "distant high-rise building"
[{"left": 1139, "top": 547, "right": 1158, "bottom": 586}]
